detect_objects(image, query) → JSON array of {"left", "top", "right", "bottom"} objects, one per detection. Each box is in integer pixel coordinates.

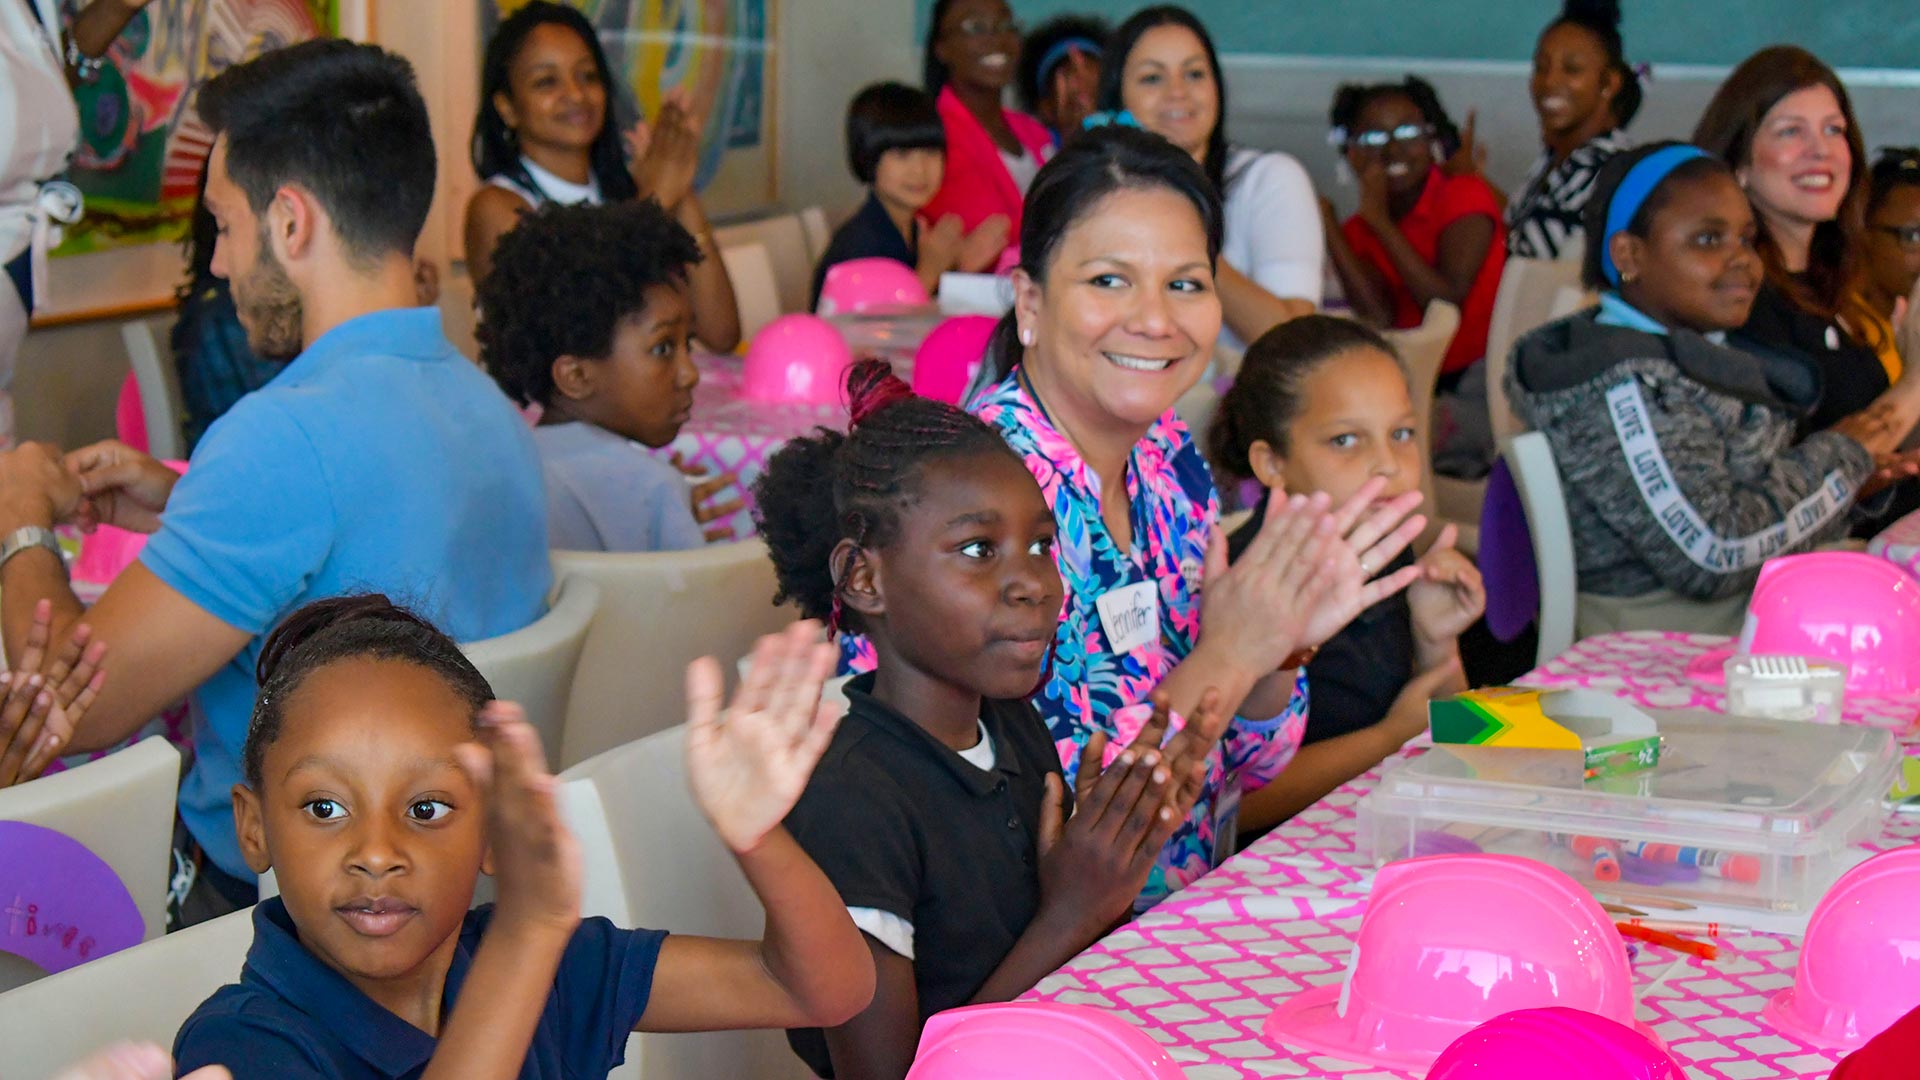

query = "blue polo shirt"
[
  {"left": 173, "top": 899, "right": 667, "bottom": 1079},
  {"left": 139, "top": 307, "right": 551, "bottom": 880}
]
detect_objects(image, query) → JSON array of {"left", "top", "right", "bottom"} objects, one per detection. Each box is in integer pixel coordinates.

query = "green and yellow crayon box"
[{"left": 1429, "top": 687, "right": 1663, "bottom": 780}]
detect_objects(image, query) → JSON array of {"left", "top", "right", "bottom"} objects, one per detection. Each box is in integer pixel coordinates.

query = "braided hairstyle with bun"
[
  {"left": 242, "top": 594, "right": 494, "bottom": 788},
  {"left": 1546, "top": 0, "right": 1643, "bottom": 128},
  {"left": 753, "top": 360, "right": 1021, "bottom": 634}
]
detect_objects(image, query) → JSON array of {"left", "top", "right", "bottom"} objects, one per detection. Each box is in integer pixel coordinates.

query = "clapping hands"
[{"left": 0, "top": 600, "right": 107, "bottom": 788}]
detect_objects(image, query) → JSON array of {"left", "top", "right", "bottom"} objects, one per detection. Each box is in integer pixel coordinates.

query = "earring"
[
  {"left": 1622, "top": 271, "right": 1638, "bottom": 284},
  {"left": 1019, "top": 327, "right": 1035, "bottom": 347}
]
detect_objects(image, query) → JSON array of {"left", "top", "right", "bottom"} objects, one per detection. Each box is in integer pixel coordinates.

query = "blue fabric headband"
[
  {"left": 1035, "top": 36, "right": 1102, "bottom": 91},
  {"left": 1600, "top": 144, "right": 1712, "bottom": 286}
]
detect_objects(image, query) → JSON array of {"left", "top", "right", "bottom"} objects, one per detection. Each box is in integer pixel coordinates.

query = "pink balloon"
[
  {"left": 741, "top": 315, "right": 856, "bottom": 406},
  {"left": 911, "top": 316, "right": 997, "bottom": 405}
]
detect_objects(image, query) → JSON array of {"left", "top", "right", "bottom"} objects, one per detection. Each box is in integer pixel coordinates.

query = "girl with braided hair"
[
  {"left": 1321, "top": 75, "right": 1507, "bottom": 476},
  {"left": 754, "top": 359, "right": 1224, "bottom": 1079}
]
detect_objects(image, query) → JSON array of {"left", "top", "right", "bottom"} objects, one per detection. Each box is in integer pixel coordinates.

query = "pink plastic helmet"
[
  {"left": 911, "top": 315, "right": 997, "bottom": 405},
  {"left": 1765, "top": 845, "right": 1920, "bottom": 1048},
  {"left": 1739, "top": 552, "right": 1920, "bottom": 694},
  {"left": 905, "top": 1002, "right": 1183, "bottom": 1080},
  {"left": 816, "top": 257, "right": 930, "bottom": 315},
  {"left": 1264, "top": 854, "right": 1652, "bottom": 1071},
  {"left": 740, "top": 314, "right": 856, "bottom": 406},
  {"left": 1428, "top": 1008, "right": 1686, "bottom": 1080}
]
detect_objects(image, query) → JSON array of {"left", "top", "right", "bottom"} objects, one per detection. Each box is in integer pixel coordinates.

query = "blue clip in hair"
[
  {"left": 1600, "top": 145, "right": 1711, "bottom": 287},
  {"left": 1082, "top": 109, "right": 1141, "bottom": 131}
]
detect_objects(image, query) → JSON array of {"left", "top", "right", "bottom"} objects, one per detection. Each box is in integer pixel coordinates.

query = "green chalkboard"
[{"left": 916, "top": 2, "right": 1920, "bottom": 71}]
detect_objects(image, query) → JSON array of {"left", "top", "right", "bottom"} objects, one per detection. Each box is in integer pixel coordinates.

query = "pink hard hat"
[
  {"left": 911, "top": 315, "right": 997, "bottom": 405},
  {"left": 740, "top": 314, "right": 856, "bottom": 406},
  {"left": 905, "top": 1002, "right": 1184, "bottom": 1080},
  {"left": 1765, "top": 845, "right": 1920, "bottom": 1049},
  {"left": 816, "top": 257, "right": 930, "bottom": 315},
  {"left": 1428, "top": 1008, "right": 1686, "bottom": 1080},
  {"left": 1686, "top": 552, "right": 1920, "bottom": 693},
  {"left": 1264, "top": 854, "right": 1652, "bottom": 1071}
]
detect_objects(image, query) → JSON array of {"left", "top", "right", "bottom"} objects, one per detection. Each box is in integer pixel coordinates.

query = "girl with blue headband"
[{"left": 1507, "top": 140, "right": 1919, "bottom": 637}]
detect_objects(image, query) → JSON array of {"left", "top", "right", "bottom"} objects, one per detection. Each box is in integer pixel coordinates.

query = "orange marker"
[{"left": 1616, "top": 921, "right": 1719, "bottom": 960}]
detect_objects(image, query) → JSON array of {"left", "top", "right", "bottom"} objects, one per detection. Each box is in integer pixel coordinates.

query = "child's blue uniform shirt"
[
  {"left": 173, "top": 898, "right": 667, "bottom": 1079},
  {"left": 140, "top": 307, "right": 551, "bottom": 881}
]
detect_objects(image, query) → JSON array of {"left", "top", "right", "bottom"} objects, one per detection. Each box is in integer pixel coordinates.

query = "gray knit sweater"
[{"left": 1508, "top": 311, "right": 1874, "bottom": 601}]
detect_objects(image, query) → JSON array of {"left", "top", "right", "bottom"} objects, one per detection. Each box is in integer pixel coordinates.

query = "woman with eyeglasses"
[
  {"left": 1100, "top": 5, "right": 1318, "bottom": 353},
  {"left": 1505, "top": 0, "right": 1643, "bottom": 260},
  {"left": 919, "top": 0, "right": 1052, "bottom": 266},
  {"left": 1862, "top": 149, "right": 1920, "bottom": 368},
  {"left": 1320, "top": 76, "right": 1508, "bottom": 478}
]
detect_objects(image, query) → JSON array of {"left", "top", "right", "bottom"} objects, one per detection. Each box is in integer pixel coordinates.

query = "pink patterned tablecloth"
[
  {"left": 1023, "top": 632, "right": 1920, "bottom": 1079},
  {"left": 1870, "top": 505, "right": 1920, "bottom": 579},
  {"left": 661, "top": 355, "right": 849, "bottom": 539}
]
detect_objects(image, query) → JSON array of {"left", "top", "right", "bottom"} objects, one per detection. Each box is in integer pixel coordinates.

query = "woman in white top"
[
  {"left": 1098, "top": 5, "right": 1319, "bottom": 352},
  {"left": 1, "top": 0, "right": 153, "bottom": 446},
  {"left": 465, "top": 1, "right": 740, "bottom": 351}
]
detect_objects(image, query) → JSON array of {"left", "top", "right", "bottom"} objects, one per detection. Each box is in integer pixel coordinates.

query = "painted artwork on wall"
[
  {"left": 53, "top": 0, "right": 340, "bottom": 257},
  {"left": 482, "top": 0, "right": 778, "bottom": 215}
]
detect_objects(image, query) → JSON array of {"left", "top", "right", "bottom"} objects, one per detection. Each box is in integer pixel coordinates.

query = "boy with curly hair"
[{"left": 478, "top": 200, "right": 727, "bottom": 552}]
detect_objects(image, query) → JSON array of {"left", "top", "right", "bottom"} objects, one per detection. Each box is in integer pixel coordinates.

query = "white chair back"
[
  {"left": 1502, "top": 432, "right": 1578, "bottom": 665},
  {"left": 0, "top": 736, "right": 179, "bottom": 991},
  {"left": 558, "top": 727, "right": 813, "bottom": 1080},
  {"left": 119, "top": 315, "right": 185, "bottom": 461},
  {"left": 552, "top": 541, "right": 794, "bottom": 768},
  {"left": 714, "top": 214, "right": 813, "bottom": 316},
  {"left": 461, "top": 575, "right": 601, "bottom": 764},
  {"left": 718, "top": 242, "right": 784, "bottom": 341},
  {"left": 1484, "top": 254, "right": 1587, "bottom": 446},
  {"left": 0, "top": 905, "right": 254, "bottom": 1080},
  {"left": 797, "top": 205, "right": 832, "bottom": 261},
  {"left": 1382, "top": 300, "right": 1468, "bottom": 549}
]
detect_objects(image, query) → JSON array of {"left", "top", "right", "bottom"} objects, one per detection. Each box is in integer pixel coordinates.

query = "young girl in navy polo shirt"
[
  {"left": 172, "top": 596, "right": 874, "bottom": 1079},
  {"left": 1212, "top": 316, "right": 1484, "bottom": 831},
  {"left": 755, "top": 360, "right": 1234, "bottom": 1079}
]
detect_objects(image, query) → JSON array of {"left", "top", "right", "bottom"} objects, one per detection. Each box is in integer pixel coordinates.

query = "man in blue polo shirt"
[{"left": 0, "top": 40, "right": 549, "bottom": 928}]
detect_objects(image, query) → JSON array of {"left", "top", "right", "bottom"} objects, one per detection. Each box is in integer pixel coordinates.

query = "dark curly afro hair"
[{"left": 477, "top": 199, "right": 702, "bottom": 408}]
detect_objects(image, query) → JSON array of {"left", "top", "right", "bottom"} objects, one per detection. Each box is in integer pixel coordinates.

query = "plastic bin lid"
[{"left": 1369, "top": 711, "right": 1898, "bottom": 857}]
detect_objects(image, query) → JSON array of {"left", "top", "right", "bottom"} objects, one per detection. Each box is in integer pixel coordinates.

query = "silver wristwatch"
[{"left": 0, "top": 526, "right": 67, "bottom": 576}]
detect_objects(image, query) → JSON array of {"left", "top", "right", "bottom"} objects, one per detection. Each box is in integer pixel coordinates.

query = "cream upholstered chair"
[
  {"left": 714, "top": 213, "right": 814, "bottom": 316},
  {"left": 797, "top": 205, "right": 833, "bottom": 261},
  {"left": 551, "top": 541, "right": 794, "bottom": 768},
  {"left": 1382, "top": 300, "right": 1476, "bottom": 553},
  {"left": 0, "top": 904, "right": 255, "bottom": 1080},
  {"left": 119, "top": 315, "right": 186, "bottom": 461},
  {"left": 460, "top": 574, "right": 601, "bottom": 764},
  {"left": 1503, "top": 432, "right": 1579, "bottom": 665},
  {"left": 718, "top": 242, "right": 784, "bottom": 340},
  {"left": 0, "top": 737, "right": 179, "bottom": 991},
  {"left": 558, "top": 726, "right": 814, "bottom": 1080},
  {"left": 1484, "top": 252, "right": 1588, "bottom": 446}
]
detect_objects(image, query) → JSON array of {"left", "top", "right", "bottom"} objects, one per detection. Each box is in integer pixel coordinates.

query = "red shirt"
[
  {"left": 921, "top": 85, "right": 1053, "bottom": 260},
  {"left": 1342, "top": 168, "right": 1507, "bottom": 375},
  {"left": 1831, "top": 1003, "right": 1920, "bottom": 1079}
]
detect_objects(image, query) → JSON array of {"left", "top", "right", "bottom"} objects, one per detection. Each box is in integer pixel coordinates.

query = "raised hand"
[
  {"left": 1408, "top": 523, "right": 1485, "bottom": 648},
  {"left": 1298, "top": 477, "right": 1427, "bottom": 649},
  {"left": 64, "top": 440, "right": 178, "bottom": 534},
  {"left": 0, "top": 599, "right": 107, "bottom": 787},
  {"left": 1442, "top": 108, "right": 1487, "bottom": 179},
  {"left": 956, "top": 214, "right": 1013, "bottom": 273},
  {"left": 1198, "top": 489, "right": 1338, "bottom": 680},
  {"left": 1034, "top": 722, "right": 1186, "bottom": 935},
  {"left": 1353, "top": 154, "right": 1393, "bottom": 229},
  {"left": 628, "top": 93, "right": 702, "bottom": 212},
  {"left": 918, "top": 213, "right": 966, "bottom": 275},
  {"left": 684, "top": 621, "right": 840, "bottom": 855},
  {"left": 455, "top": 703, "right": 582, "bottom": 934}
]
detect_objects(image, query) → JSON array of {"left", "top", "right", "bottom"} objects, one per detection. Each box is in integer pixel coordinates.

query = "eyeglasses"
[
  {"left": 1348, "top": 123, "right": 1432, "bottom": 150},
  {"left": 1870, "top": 223, "right": 1920, "bottom": 249},
  {"left": 952, "top": 16, "right": 1021, "bottom": 38}
]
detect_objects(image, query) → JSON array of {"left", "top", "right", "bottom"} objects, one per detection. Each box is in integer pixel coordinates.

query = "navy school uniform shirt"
[
  {"left": 783, "top": 672, "right": 1062, "bottom": 1078},
  {"left": 173, "top": 898, "right": 667, "bottom": 1079},
  {"left": 809, "top": 192, "right": 918, "bottom": 309},
  {"left": 1229, "top": 493, "right": 1416, "bottom": 745}
]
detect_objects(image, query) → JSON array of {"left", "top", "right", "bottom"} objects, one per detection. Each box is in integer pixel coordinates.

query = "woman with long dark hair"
[{"left": 464, "top": 1, "right": 739, "bottom": 350}]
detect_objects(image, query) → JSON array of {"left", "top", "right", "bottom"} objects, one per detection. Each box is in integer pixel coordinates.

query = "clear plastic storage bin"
[{"left": 1363, "top": 711, "right": 1898, "bottom": 912}]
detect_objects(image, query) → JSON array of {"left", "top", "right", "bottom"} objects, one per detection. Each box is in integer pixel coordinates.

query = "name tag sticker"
[{"left": 1096, "top": 580, "right": 1160, "bottom": 654}]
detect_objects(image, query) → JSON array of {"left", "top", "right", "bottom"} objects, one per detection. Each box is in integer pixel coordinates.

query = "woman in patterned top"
[
  {"left": 841, "top": 128, "right": 1426, "bottom": 906},
  {"left": 1506, "top": 0, "right": 1642, "bottom": 260}
]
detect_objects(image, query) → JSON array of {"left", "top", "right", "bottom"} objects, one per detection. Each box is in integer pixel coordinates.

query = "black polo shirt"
[
  {"left": 1229, "top": 494, "right": 1416, "bottom": 745},
  {"left": 784, "top": 672, "right": 1061, "bottom": 1078}
]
